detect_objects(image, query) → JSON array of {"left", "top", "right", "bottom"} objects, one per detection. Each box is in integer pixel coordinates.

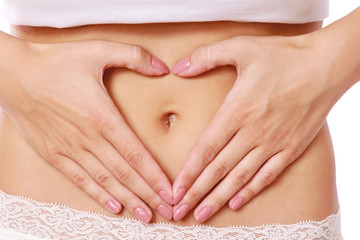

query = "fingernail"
[
  {"left": 172, "top": 56, "right": 190, "bottom": 74},
  {"left": 151, "top": 56, "right": 169, "bottom": 73},
  {"left": 159, "top": 190, "right": 173, "bottom": 205},
  {"left": 229, "top": 196, "right": 244, "bottom": 210},
  {"left": 195, "top": 206, "right": 213, "bottom": 223},
  {"left": 173, "top": 187, "right": 186, "bottom": 205},
  {"left": 134, "top": 207, "right": 151, "bottom": 223},
  {"left": 105, "top": 200, "right": 121, "bottom": 214},
  {"left": 157, "top": 204, "right": 173, "bottom": 220},
  {"left": 173, "top": 204, "right": 190, "bottom": 221}
]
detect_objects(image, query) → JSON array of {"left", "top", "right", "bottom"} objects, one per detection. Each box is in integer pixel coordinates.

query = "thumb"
[
  {"left": 94, "top": 40, "right": 169, "bottom": 75},
  {"left": 172, "top": 40, "right": 238, "bottom": 77}
]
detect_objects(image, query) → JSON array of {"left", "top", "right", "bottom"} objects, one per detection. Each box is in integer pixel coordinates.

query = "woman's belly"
[{"left": 0, "top": 21, "right": 338, "bottom": 227}]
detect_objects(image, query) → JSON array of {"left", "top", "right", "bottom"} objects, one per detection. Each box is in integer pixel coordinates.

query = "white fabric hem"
[{"left": 1, "top": 0, "right": 329, "bottom": 28}]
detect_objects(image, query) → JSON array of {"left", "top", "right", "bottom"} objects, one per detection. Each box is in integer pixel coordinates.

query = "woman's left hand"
[{"left": 171, "top": 33, "right": 346, "bottom": 222}]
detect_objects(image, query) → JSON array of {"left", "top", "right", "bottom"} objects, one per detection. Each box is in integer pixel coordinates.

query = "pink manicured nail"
[
  {"left": 151, "top": 56, "right": 169, "bottom": 73},
  {"left": 172, "top": 56, "right": 191, "bottom": 74},
  {"left": 195, "top": 206, "right": 213, "bottom": 223},
  {"left": 105, "top": 200, "right": 121, "bottom": 214},
  {"left": 173, "top": 204, "right": 190, "bottom": 221},
  {"left": 157, "top": 204, "right": 173, "bottom": 220},
  {"left": 159, "top": 190, "right": 173, "bottom": 205},
  {"left": 134, "top": 207, "right": 151, "bottom": 223},
  {"left": 173, "top": 187, "right": 186, "bottom": 205},
  {"left": 229, "top": 196, "right": 244, "bottom": 210}
]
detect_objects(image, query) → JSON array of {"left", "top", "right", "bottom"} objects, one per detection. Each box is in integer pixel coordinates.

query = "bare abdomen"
[{"left": 0, "top": 21, "right": 338, "bottom": 226}]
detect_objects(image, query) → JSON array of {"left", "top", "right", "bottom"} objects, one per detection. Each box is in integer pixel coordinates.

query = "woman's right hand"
[{"left": 0, "top": 35, "right": 173, "bottom": 223}]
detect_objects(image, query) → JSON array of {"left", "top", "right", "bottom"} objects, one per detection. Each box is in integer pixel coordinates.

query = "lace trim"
[{"left": 0, "top": 189, "right": 342, "bottom": 240}]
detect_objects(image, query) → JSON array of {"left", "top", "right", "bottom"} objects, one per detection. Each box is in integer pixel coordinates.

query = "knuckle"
[
  {"left": 188, "top": 190, "right": 203, "bottom": 202},
  {"left": 95, "top": 172, "right": 114, "bottom": 188},
  {"left": 193, "top": 44, "right": 217, "bottom": 71},
  {"left": 131, "top": 44, "right": 148, "bottom": 63},
  {"left": 233, "top": 168, "right": 250, "bottom": 186},
  {"left": 261, "top": 170, "right": 276, "bottom": 186},
  {"left": 115, "top": 166, "right": 131, "bottom": 184},
  {"left": 100, "top": 119, "right": 116, "bottom": 138},
  {"left": 74, "top": 129, "right": 92, "bottom": 149},
  {"left": 89, "top": 111, "right": 109, "bottom": 131},
  {"left": 119, "top": 197, "right": 131, "bottom": 208},
  {"left": 245, "top": 187, "right": 255, "bottom": 200},
  {"left": 66, "top": 122, "right": 92, "bottom": 148},
  {"left": 72, "top": 173, "right": 87, "bottom": 188},
  {"left": 229, "top": 106, "right": 248, "bottom": 127},
  {"left": 196, "top": 43, "right": 213, "bottom": 61},
  {"left": 282, "top": 154, "right": 293, "bottom": 166},
  {"left": 289, "top": 142, "right": 302, "bottom": 158},
  {"left": 125, "top": 149, "right": 144, "bottom": 169},
  {"left": 197, "top": 144, "right": 217, "bottom": 166},
  {"left": 120, "top": 197, "right": 140, "bottom": 211},
  {"left": 286, "top": 138, "right": 305, "bottom": 158},
  {"left": 211, "top": 162, "right": 228, "bottom": 179},
  {"left": 212, "top": 195, "right": 225, "bottom": 209},
  {"left": 43, "top": 149, "right": 60, "bottom": 165},
  {"left": 62, "top": 136, "right": 77, "bottom": 150},
  {"left": 141, "top": 192, "right": 156, "bottom": 205},
  {"left": 147, "top": 173, "right": 161, "bottom": 189},
  {"left": 93, "top": 191, "right": 107, "bottom": 204},
  {"left": 254, "top": 124, "right": 267, "bottom": 139},
  {"left": 90, "top": 111, "right": 118, "bottom": 138}
]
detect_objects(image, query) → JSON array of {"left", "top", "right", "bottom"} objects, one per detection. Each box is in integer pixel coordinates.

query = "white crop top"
[{"left": 1, "top": 0, "right": 329, "bottom": 28}]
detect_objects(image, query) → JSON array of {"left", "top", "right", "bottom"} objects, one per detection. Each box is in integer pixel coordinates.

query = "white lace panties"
[{"left": 0, "top": 189, "right": 342, "bottom": 240}]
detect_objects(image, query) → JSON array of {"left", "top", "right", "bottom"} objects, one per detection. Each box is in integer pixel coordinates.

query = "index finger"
[
  {"left": 100, "top": 103, "right": 173, "bottom": 205},
  {"left": 172, "top": 100, "right": 241, "bottom": 205}
]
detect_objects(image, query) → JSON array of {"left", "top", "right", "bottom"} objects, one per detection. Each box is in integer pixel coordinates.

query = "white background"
[{"left": 0, "top": 0, "right": 359, "bottom": 238}]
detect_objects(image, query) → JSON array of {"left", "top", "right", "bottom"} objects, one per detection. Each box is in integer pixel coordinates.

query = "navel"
[{"left": 160, "top": 112, "right": 177, "bottom": 129}]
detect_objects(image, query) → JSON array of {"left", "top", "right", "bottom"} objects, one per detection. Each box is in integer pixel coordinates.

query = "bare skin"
[
  {"left": 171, "top": 7, "right": 360, "bottom": 222},
  {"left": 0, "top": 20, "right": 339, "bottom": 226}
]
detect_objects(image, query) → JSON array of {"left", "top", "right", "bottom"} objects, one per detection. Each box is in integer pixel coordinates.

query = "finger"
[
  {"left": 74, "top": 151, "right": 155, "bottom": 223},
  {"left": 228, "top": 151, "right": 290, "bottom": 211},
  {"left": 58, "top": 150, "right": 161, "bottom": 223},
  {"left": 99, "top": 106, "right": 173, "bottom": 205},
  {"left": 172, "top": 38, "right": 240, "bottom": 77},
  {"left": 93, "top": 40, "right": 169, "bottom": 75},
  {"left": 90, "top": 41, "right": 173, "bottom": 204},
  {"left": 172, "top": 131, "right": 255, "bottom": 218},
  {"left": 47, "top": 153, "right": 123, "bottom": 215},
  {"left": 172, "top": 104, "right": 241, "bottom": 205},
  {"left": 174, "top": 147, "right": 267, "bottom": 222},
  {"left": 190, "top": 149, "right": 277, "bottom": 223},
  {"left": 90, "top": 139, "right": 172, "bottom": 220}
]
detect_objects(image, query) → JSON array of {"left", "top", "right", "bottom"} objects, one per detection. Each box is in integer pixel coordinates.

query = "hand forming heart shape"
[{"left": 170, "top": 31, "right": 347, "bottom": 223}]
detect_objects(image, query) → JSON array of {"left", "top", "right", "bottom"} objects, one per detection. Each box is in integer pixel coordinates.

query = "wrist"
[
  {"left": 309, "top": 8, "right": 360, "bottom": 91},
  {"left": 292, "top": 7, "right": 360, "bottom": 109}
]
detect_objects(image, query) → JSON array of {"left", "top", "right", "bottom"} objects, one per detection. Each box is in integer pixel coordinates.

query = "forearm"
[{"left": 311, "top": 7, "right": 360, "bottom": 98}]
